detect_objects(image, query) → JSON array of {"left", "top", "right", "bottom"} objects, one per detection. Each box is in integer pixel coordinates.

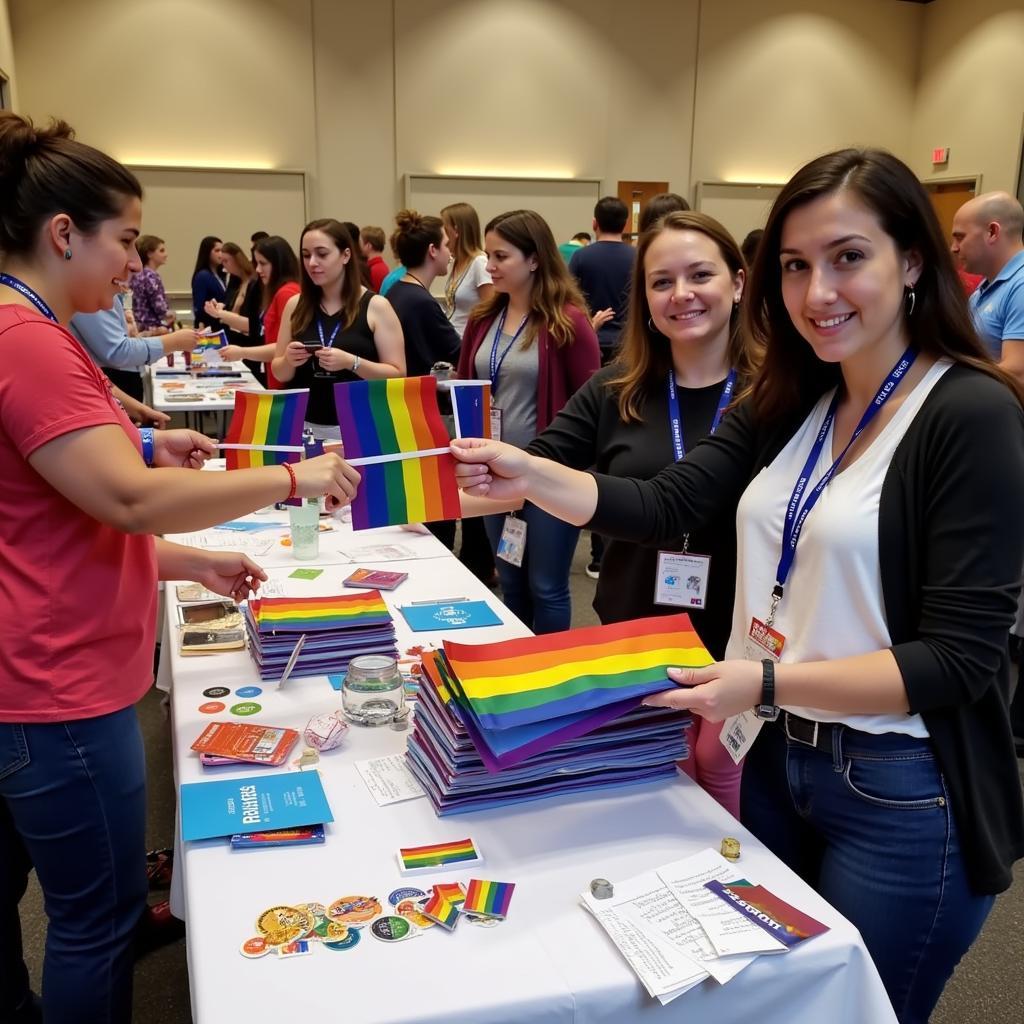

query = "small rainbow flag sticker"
[
  {"left": 396, "top": 837, "right": 482, "bottom": 875},
  {"left": 430, "top": 882, "right": 466, "bottom": 906},
  {"left": 420, "top": 891, "right": 460, "bottom": 931},
  {"left": 463, "top": 879, "right": 515, "bottom": 919}
]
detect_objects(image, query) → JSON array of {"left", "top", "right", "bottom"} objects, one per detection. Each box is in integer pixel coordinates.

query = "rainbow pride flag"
[
  {"left": 431, "top": 882, "right": 466, "bottom": 906},
  {"left": 396, "top": 837, "right": 481, "bottom": 874},
  {"left": 421, "top": 892, "right": 460, "bottom": 930},
  {"left": 448, "top": 380, "right": 492, "bottom": 439},
  {"left": 223, "top": 389, "right": 308, "bottom": 470},
  {"left": 334, "top": 376, "right": 461, "bottom": 530},
  {"left": 444, "top": 613, "right": 712, "bottom": 731},
  {"left": 463, "top": 879, "right": 514, "bottom": 919},
  {"left": 249, "top": 592, "right": 391, "bottom": 633}
]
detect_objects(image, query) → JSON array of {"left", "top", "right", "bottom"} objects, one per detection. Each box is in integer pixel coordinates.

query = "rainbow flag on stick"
[
  {"left": 334, "top": 376, "right": 461, "bottom": 530},
  {"left": 446, "top": 380, "right": 492, "bottom": 439},
  {"left": 223, "top": 389, "right": 308, "bottom": 470},
  {"left": 396, "top": 837, "right": 482, "bottom": 874},
  {"left": 444, "top": 613, "right": 712, "bottom": 731},
  {"left": 463, "top": 879, "right": 514, "bottom": 919}
]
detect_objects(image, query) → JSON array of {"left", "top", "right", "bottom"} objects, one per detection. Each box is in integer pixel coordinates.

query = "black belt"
[{"left": 774, "top": 710, "right": 840, "bottom": 754}]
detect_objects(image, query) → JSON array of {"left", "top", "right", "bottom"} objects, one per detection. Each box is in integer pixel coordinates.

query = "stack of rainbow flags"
[
  {"left": 243, "top": 592, "right": 397, "bottom": 681},
  {"left": 407, "top": 614, "right": 705, "bottom": 815}
]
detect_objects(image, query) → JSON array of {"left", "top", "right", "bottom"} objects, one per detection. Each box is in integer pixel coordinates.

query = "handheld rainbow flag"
[
  {"left": 463, "top": 879, "right": 515, "bottom": 919},
  {"left": 443, "top": 613, "right": 713, "bottom": 731},
  {"left": 334, "top": 376, "right": 461, "bottom": 530},
  {"left": 396, "top": 837, "right": 482, "bottom": 875},
  {"left": 194, "top": 329, "right": 228, "bottom": 358},
  {"left": 249, "top": 592, "right": 391, "bottom": 633},
  {"left": 446, "top": 380, "right": 492, "bottom": 439},
  {"left": 420, "top": 892, "right": 460, "bottom": 930},
  {"left": 223, "top": 389, "right": 308, "bottom": 470}
]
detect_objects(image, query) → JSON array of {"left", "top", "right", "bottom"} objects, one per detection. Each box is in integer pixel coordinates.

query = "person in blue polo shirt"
[
  {"left": 951, "top": 190, "right": 1024, "bottom": 758},
  {"left": 951, "top": 192, "right": 1024, "bottom": 377}
]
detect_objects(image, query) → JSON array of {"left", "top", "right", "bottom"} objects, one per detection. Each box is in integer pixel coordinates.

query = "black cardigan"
[
  {"left": 527, "top": 365, "right": 737, "bottom": 659},
  {"left": 588, "top": 364, "right": 1024, "bottom": 895}
]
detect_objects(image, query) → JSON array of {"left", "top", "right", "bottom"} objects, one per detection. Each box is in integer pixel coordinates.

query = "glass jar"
[{"left": 341, "top": 654, "right": 404, "bottom": 727}]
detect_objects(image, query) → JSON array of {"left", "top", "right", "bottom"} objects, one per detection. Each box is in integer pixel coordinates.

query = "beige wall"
[
  {"left": 912, "top": 0, "right": 1024, "bottom": 195},
  {"left": 8, "top": 0, "right": 1024, "bottom": 248},
  {"left": 692, "top": 0, "right": 922, "bottom": 188},
  {"left": 0, "top": 0, "right": 16, "bottom": 109}
]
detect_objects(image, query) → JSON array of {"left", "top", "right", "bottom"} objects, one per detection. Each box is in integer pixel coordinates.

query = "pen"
[{"left": 409, "top": 597, "right": 469, "bottom": 605}]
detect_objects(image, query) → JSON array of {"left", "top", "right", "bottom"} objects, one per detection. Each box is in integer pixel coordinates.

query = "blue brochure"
[
  {"left": 180, "top": 770, "right": 333, "bottom": 842},
  {"left": 399, "top": 600, "right": 502, "bottom": 633}
]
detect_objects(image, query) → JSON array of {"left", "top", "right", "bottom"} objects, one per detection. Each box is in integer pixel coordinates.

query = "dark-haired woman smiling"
[
  {"left": 271, "top": 219, "right": 404, "bottom": 440},
  {"left": 452, "top": 149, "right": 1024, "bottom": 1023}
]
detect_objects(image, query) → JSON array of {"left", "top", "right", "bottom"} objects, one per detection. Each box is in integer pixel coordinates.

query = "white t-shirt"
[
  {"left": 445, "top": 253, "right": 491, "bottom": 338},
  {"left": 727, "top": 358, "right": 953, "bottom": 737}
]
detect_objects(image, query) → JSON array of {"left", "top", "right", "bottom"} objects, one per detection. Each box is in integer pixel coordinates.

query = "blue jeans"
[
  {"left": 0, "top": 707, "right": 148, "bottom": 1023},
  {"left": 741, "top": 720, "right": 994, "bottom": 1024},
  {"left": 483, "top": 505, "right": 579, "bottom": 634}
]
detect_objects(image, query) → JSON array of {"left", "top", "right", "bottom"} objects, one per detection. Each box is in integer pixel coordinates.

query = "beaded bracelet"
[{"left": 283, "top": 461, "right": 298, "bottom": 501}]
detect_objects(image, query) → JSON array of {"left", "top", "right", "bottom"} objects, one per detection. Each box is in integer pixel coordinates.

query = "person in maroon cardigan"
[{"left": 457, "top": 209, "right": 599, "bottom": 632}]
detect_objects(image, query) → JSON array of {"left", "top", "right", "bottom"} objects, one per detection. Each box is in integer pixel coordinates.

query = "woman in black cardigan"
[{"left": 451, "top": 149, "right": 1024, "bottom": 1024}]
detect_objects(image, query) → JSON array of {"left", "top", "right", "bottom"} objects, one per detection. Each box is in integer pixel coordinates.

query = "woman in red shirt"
[{"left": 0, "top": 112, "right": 358, "bottom": 1023}]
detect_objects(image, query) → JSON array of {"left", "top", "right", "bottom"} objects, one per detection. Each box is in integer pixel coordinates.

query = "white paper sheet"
[{"left": 355, "top": 755, "right": 426, "bottom": 805}]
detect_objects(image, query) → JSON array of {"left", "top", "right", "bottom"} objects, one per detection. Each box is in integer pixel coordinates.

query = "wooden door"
[
  {"left": 617, "top": 180, "right": 670, "bottom": 239},
  {"left": 925, "top": 180, "right": 978, "bottom": 242}
]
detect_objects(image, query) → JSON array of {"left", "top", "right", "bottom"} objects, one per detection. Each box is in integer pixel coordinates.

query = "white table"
[
  {"left": 148, "top": 361, "right": 263, "bottom": 433},
  {"left": 163, "top": 510, "right": 897, "bottom": 1024}
]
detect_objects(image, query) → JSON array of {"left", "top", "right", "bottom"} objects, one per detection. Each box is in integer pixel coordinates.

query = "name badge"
[
  {"left": 496, "top": 514, "right": 526, "bottom": 567},
  {"left": 720, "top": 711, "right": 764, "bottom": 765},
  {"left": 743, "top": 616, "right": 785, "bottom": 663},
  {"left": 490, "top": 406, "right": 503, "bottom": 442},
  {"left": 654, "top": 551, "right": 711, "bottom": 609}
]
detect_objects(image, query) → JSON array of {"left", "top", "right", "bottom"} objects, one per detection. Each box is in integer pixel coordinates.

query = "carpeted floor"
[{"left": 17, "top": 533, "right": 1024, "bottom": 1022}]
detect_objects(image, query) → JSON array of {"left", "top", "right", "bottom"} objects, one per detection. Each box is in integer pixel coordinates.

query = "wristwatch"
[{"left": 754, "top": 659, "right": 780, "bottom": 721}]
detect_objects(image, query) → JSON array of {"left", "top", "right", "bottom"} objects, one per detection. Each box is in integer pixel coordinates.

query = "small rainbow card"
[
  {"left": 463, "top": 879, "right": 515, "bottom": 919},
  {"left": 420, "top": 892, "right": 460, "bottom": 931},
  {"left": 396, "top": 837, "right": 482, "bottom": 875}
]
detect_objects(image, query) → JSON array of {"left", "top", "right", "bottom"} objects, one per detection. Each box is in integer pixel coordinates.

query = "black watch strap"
[{"left": 755, "top": 658, "right": 780, "bottom": 721}]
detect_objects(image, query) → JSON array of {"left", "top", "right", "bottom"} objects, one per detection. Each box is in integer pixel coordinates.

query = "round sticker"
[
  {"left": 388, "top": 887, "right": 426, "bottom": 907},
  {"left": 328, "top": 895, "right": 382, "bottom": 925},
  {"left": 235, "top": 686, "right": 262, "bottom": 698},
  {"left": 395, "top": 898, "right": 435, "bottom": 929},
  {"left": 299, "top": 901, "right": 327, "bottom": 921},
  {"left": 313, "top": 918, "right": 350, "bottom": 941},
  {"left": 240, "top": 935, "right": 271, "bottom": 958},
  {"left": 323, "top": 929, "right": 361, "bottom": 951},
  {"left": 203, "top": 686, "right": 230, "bottom": 699},
  {"left": 371, "top": 916, "right": 414, "bottom": 942},
  {"left": 230, "top": 702, "right": 262, "bottom": 717},
  {"left": 256, "top": 905, "right": 313, "bottom": 946},
  {"left": 198, "top": 701, "right": 226, "bottom": 714}
]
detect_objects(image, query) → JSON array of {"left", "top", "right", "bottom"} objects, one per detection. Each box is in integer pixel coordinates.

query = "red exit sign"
[{"left": 932, "top": 147, "right": 950, "bottom": 165}]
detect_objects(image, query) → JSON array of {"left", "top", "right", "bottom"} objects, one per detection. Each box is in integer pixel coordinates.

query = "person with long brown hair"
[
  {"left": 451, "top": 149, "right": 1024, "bottom": 1023},
  {"left": 0, "top": 112, "right": 358, "bottom": 1022},
  {"left": 205, "top": 242, "right": 264, "bottom": 376},
  {"left": 517, "top": 210, "right": 755, "bottom": 815},
  {"left": 456, "top": 209, "right": 600, "bottom": 633},
  {"left": 271, "top": 219, "right": 404, "bottom": 440},
  {"left": 440, "top": 201, "right": 493, "bottom": 336}
]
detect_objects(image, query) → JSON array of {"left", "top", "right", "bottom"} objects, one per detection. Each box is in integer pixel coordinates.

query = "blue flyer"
[
  {"left": 399, "top": 600, "right": 502, "bottom": 632},
  {"left": 180, "top": 770, "right": 333, "bottom": 842}
]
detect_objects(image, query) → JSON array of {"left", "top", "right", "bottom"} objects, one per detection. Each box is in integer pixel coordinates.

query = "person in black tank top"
[{"left": 270, "top": 219, "right": 405, "bottom": 439}]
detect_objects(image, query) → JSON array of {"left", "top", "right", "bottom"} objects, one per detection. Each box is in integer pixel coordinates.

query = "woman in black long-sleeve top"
[
  {"left": 527, "top": 212, "right": 759, "bottom": 817},
  {"left": 452, "top": 149, "right": 1024, "bottom": 1024}
]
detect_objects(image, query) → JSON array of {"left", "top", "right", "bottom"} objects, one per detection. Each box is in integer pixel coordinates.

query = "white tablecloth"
[
  {"left": 149, "top": 360, "right": 263, "bottom": 413},
  {"left": 164, "top": 511, "right": 896, "bottom": 1024}
]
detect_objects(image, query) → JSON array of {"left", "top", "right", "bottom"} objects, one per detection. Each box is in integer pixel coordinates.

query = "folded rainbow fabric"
[
  {"left": 224, "top": 388, "right": 308, "bottom": 470},
  {"left": 334, "top": 376, "right": 461, "bottom": 530},
  {"left": 448, "top": 380, "right": 492, "bottom": 439},
  {"left": 421, "top": 892, "right": 460, "bottom": 930},
  {"left": 463, "top": 879, "right": 514, "bottom": 919},
  {"left": 397, "top": 837, "right": 481, "bottom": 874},
  {"left": 249, "top": 592, "right": 391, "bottom": 633},
  {"left": 443, "top": 613, "right": 712, "bottom": 731}
]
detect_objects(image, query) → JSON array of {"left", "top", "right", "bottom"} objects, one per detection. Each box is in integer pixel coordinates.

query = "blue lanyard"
[
  {"left": 667, "top": 368, "right": 737, "bottom": 462},
  {"left": 0, "top": 273, "right": 58, "bottom": 321},
  {"left": 768, "top": 346, "right": 917, "bottom": 623},
  {"left": 317, "top": 313, "right": 342, "bottom": 349},
  {"left": 487, "top": 307, "right": 529, "bottom": 397}
]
